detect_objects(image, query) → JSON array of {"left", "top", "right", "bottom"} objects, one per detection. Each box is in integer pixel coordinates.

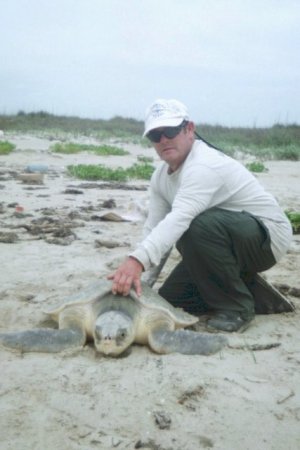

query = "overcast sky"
[{"left": 1, "top": 0, "right": 299, "bottom": 127}]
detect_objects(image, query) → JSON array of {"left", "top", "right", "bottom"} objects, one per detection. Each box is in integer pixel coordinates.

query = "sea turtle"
[{"left": 0, "top": 279, "right": 227, "bottom": 356}]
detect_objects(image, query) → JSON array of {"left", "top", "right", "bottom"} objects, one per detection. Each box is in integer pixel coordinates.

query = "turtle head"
[{"left": 93, "top": 311, "right": 135, "bottom": 356}]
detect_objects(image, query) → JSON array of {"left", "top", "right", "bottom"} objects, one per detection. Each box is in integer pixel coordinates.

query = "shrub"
[
  {"left": 245, "top": 161, "right": 268, "bottom": 173},
  {"left": 51, "top": 142, "right": 129, "bottom": 155},
  {"left": 285, "top": 211, "right": 300, "bottom": 234},
  {"left": 67, "top": 164, "right": 128, "bottom": 181},
  {"left": 126, "top": 163, "right": 155, "bottom": 180},
  {"left": 0, "top": 141, "right": 15, "bottom": 155},
  {"left": 67, "top": 162, "right": 154, "bottom": 181},
  {"left": 272, "top": 145, "right": 300, "bottom": 161},
  {"left": 137, "top": 155, "right": 154, "bottom": 163}
]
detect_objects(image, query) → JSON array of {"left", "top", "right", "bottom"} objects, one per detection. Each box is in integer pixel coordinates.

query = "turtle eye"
[{"left": 118, "top": 329, "right": 127, "bottom": 339}]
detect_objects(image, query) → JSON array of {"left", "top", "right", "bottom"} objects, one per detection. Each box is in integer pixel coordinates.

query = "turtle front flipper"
[
  {"left": 0, "top": 328, "right": 85, "bottom": 353},
  {"left": 149, "top": 329, "right": 228, "bottom": 355}
]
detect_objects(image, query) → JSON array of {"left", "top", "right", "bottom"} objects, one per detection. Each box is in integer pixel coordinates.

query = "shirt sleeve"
[
  {"left": 130, "top": 162, "right": 224, "bottom": 270},
  {"left": 142, "top": 176, "right": 171, "bottom": 240}
]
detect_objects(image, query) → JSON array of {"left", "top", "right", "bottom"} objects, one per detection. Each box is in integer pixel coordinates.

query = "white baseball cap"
[{"left": 143, "top": 99, "right": 189, "bottom": 137}]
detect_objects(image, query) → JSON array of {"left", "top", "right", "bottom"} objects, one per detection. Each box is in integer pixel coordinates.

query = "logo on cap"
[{"left": 150, "top": 103, "right": 168, "bottom": 118}]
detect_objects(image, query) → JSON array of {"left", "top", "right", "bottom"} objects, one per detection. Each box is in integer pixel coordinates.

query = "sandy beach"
[{"left": 0, "top": 133, "right": 299, "bottom": 450}]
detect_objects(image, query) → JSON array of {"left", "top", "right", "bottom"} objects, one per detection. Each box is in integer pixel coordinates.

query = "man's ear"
[{"left": 187, "top": 121, "right": 195, "bottom": 133}]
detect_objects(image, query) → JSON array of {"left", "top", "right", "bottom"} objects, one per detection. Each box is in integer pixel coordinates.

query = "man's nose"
[{"left": 159, "top": 133, "right": 169, "bottom": 143}]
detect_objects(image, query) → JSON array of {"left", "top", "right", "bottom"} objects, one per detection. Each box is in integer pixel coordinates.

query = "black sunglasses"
[{"left": 146, "top": 120, "right": 188, "bottom": 143}]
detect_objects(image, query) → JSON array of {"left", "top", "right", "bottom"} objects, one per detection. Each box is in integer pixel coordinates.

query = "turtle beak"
[
  {"left": 93, "top": 312, "right": 133, "bottom": 356},
  {"left": 94, "top": 326, "right": 118, "bottom": 355}
]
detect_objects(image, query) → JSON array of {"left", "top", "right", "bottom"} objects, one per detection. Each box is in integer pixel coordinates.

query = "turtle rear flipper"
[
  {"left": 149, "top": 329, "right": 228, "bottom": 355},
  {"left": 0, "top": 328, "right": 85, "bottom": 353},
  {"left": 245, "top": 274, "right": 295, "bottom": 314}
]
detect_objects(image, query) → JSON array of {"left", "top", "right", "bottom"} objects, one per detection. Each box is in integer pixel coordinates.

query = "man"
[{"left": 108, "top": 99, "right": 293, "bottom": 332}]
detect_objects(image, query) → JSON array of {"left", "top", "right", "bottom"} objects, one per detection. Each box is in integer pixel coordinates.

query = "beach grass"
[
  {"left": 285, "top": 211, "right": 300, "bottom": 234},
  {"left": 137, "top": 155, "right": 154, "bottom": 163},
  {"left": 67, "top": 162, "right": 155, "bottom": 181},
  {"left": 1, "top": 111, "right": 299, "bottom": 160},
  {"left": 0, "top": 141, "right": 15, "bottom": 155},
  {"left": 245, "top": 161, "right": 268, "bottom": 173},
  {"left": 50, "top": 142, "right": 129, "bottom": 156}
]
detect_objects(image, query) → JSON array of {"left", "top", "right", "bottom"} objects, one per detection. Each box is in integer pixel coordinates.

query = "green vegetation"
[
  {"left": 0, "top": 111, "right": 299, "bottom": 160},
  {"left": 198, "top": 124, "right": 300, "bottom": 160},
  {"left": 245, "top": 161, "right": 268, "bottom": 173},
  {"left": 50, "top": 142, "right": 129, "bottom": 156},
  {"left": 285, "top": 211, "right": 300, "bottom": 234},
  {"left": 67, "top": 162, "right": 154, "bottom": 181},
  {"left": 0, "top": 111, "right": 143, "bottom": 140},
  {"left": 137, "top": 155, "right": 154, "bottom": 163},
  {"left": 0, "top": 140, "right": 15, "bottom": 155}
]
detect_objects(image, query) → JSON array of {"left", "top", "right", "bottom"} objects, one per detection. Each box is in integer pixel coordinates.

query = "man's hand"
[{"left": 107, "top": 256, "right": 144, "bottom": 296}]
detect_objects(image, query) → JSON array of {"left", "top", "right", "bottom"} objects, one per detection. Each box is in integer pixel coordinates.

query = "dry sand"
[{"left": 0, "top": 134, "right": 299, "bottom": 450}]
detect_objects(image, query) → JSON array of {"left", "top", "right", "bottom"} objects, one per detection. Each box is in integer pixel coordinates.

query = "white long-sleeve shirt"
[{"left": 130, "top": 140, "right": 293, "bottom": 270}]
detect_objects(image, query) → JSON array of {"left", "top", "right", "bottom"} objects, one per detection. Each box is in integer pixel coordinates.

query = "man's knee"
[{"left": 180, "top": 209, "right": 225, "bottom": 247}]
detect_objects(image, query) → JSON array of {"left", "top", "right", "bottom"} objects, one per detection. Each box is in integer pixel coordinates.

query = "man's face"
[{"left": 151, "top": 122, "right": 195, "bottom": 172}]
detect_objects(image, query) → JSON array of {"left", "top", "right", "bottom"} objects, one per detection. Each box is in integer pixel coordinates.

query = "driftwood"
[
  {"left": 18, "top": 173, "right": 44, "bottom": 184},
  {"left": 73, "top": 182, "right": 147, "bottom": 191}
]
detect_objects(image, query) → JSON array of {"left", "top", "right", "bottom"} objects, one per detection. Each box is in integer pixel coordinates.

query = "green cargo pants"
[{"left": 158, "top": 208, "right": 276, "bottom": 321}]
